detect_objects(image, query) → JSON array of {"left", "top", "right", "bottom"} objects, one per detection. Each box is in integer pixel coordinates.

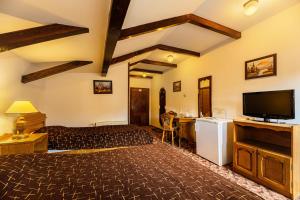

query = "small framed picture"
[
  {"left": 173, "top": 81, "right": 181, "bottom": 92},
  {"left": 245, "top": 54, "right": 277, "bottom": 80},
  {"left": 93, "top": 80, "right": 112, "bottom": 94}
]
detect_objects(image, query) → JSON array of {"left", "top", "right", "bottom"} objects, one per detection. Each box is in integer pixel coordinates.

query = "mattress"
[
  {"left": 0, "top": 143, "right": 262, "bottom": 200},
  {"left": 35, "top": 125, "right": 153, "bottom": 150}
]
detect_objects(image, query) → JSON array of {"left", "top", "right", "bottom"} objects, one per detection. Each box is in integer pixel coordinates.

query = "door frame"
[
  {"left": 129, "top": 87, "right": 150, "bottom": 125},
  {"left": 198, "top": 76, "right": 212, "bottom": 117}
]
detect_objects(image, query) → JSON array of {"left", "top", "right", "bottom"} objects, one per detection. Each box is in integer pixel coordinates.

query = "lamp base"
[{"left": 12, "top": 134, "right": 29, "bottom": 140}]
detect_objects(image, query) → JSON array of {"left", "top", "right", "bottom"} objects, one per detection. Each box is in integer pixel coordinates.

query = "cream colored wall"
[
  {"left": 151, "top": 3, "right": 300, "bottom": 127},
  {"left": 130, "top": 77, "right": 152, "bottom": 124},
  {"left": 0, "top": 52, "right": 45, "bottom": 134},
  {"left": 41, "top": 63, "right": 129, "bottom": 127},
  {"left": 130, "top": 77, "right": 151, "bottom": 89}
]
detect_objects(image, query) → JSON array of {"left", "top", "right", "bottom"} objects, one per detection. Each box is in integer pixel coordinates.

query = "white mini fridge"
[{"left": 195, "top": 118, "right": 233, "bottom": 166}]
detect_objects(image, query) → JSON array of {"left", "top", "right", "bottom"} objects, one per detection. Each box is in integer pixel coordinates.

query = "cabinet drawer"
[
  {"left": 234, "top": 143, "right": 257, "bottom": 177},
  {"left": 257, "top": 149, "right": 292, "bottom": 195}
]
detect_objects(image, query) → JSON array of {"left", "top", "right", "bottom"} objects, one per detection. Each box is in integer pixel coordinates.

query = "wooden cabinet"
[
  {"left": 233, "top": 119, "right": 300, "bottom": 199},
  {"left": 257, "top": 149, "right": 291, "bottom": 196},
  {"left": 234, "top": 143, "right": 257, "bottom": 177}
]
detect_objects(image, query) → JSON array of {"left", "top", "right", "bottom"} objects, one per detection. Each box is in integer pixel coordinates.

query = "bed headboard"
[{"left": 22, "top": 112, "right": 46, "bottom": 134}]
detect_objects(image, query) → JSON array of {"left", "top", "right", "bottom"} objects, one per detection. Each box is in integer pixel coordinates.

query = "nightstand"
[{"left": 0, "top": 133, "right": 48, "bottom": 155}]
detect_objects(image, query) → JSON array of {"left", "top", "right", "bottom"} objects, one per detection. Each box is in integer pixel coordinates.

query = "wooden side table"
[
  {"left": 174, "top": 117, "right": 196, "bottom": 147},
  {"left": 0, "top": 133, "right": 48, "bottom": 155}
]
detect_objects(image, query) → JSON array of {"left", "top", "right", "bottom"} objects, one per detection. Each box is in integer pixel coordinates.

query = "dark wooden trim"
[
  {"left": 21, "top": 61, "right": 93, "bottom": 83},
  {"left": 129, "top": 75, "right": 153, "bottom": 79},
  {"left": 245, "top": 54, "right": 277, "bottom": 80},
  {"left": 128, "top": 63, "right": 130, "bottom": 125},
  {"left": 129, "top": 59, "right": 177, "bottom": 68},
  {"left": 119, "top": 14, "right": 241, "bottom": 41},
  {"left": 111, "top": 44, "right": 200, "bottom": 65},
  {"left": 119, "top": 15, "right": 188, "bottom": 40},
  {"left": 198, "top": 76, "right": 212, "bottom": 117},
  {"left": 130, "top": 68, "right": 163, "bottom": 74},
  {"left": 0, "top": 24, "right": 89, "bottom": 53},
  {"left": 101, "top": 0, "right": 131, "bottom": 76}
]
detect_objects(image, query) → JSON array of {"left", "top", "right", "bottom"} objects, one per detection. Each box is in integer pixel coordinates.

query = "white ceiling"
[
  {"left": 0, "top": 0, "right": 299, "bottom": 75},
  {"left": 0, "top": 0, "right": 111, "bottom": 72},
  {"left": 118, "top": 0, "right": 300, "bottom": 74}
]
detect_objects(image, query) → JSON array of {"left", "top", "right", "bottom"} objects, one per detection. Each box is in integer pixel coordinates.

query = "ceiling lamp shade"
[
  {"left": 6, "top": 101, "right": 38, "bottom": 114},
  {"left": 167, "top": 55, "right": 174, "bottom": 63},
  {"left": 244, "top": 0, "right": 259, "bottom": 16}
]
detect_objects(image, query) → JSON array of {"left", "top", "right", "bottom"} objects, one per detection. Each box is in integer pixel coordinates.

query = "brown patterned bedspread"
[
  {"left": 35, "top": 125, "right": 153, "bottom": 150},
  {"left": 0, "top": 143, "right": 262, "bottom": 200}
]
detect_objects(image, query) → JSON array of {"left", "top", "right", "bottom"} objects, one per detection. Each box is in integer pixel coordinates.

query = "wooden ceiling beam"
[
  {"left": 130, "top": 68, "right": 163, "bottom": 74},
  {"left": 111, "top": 45, "right": 157, "bottom": 65},
  {"left": 0, "top": 24, "right": 89, "bottom": 53},
  {"left": 111, "top": 44, "right": 200, "bottom": 65},
  {"left": 129, "top": 59, "right": 177, "bottom": 68},
  {"left": 155, "top": 44, "right": 200, "bottom": 57},
  {"left": 119, "top": 15, "right": 189, "bottom": 40},
  {"left": 21, "top": 61, "right": 93, "bottom": 83},
  {"left": 101, "top": 0, "right": 131, "bottom": 76},
  {"left": 188, "top": 14, "right": 241, "bottom": 39},
  {"left": 119, "top": 14, "right": 241, "bottom": 40},
  {"left": 120, "top": 15, "right": 188, "bottom": 40},
  {"left": 130, "top": 74, "right": 153, "bottom": 79}
]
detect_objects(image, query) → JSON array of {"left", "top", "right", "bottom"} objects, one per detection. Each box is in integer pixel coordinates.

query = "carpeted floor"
[{"left": 146, "top": 126, "right": 289, "bottom": 200}]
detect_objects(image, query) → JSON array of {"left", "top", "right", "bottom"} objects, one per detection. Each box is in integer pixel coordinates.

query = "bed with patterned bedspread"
[
  {"left": 0, "top": 143, "right": 262, "bottom": 200},
  {"left": 35, "top": 125, "right": 153, "bottom": 150}
]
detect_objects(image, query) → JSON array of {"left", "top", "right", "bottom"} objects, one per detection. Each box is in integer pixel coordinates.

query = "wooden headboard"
[{"left": 22, "top": 112, "right": 46, "bottom": 134}]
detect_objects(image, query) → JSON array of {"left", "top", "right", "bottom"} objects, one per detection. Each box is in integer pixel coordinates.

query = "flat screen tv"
[{"left": 243, "top": 90, "right": 295, "bottom": 121}]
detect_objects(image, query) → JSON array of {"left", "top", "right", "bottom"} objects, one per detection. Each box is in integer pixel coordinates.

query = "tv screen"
[{"left": 243, "top": 90, "right": 295, "bottom": 120}]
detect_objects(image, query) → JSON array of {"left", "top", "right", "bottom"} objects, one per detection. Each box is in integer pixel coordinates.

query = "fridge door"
[{"left": 196, "top": 120, "right": 220, "bottom": 165}]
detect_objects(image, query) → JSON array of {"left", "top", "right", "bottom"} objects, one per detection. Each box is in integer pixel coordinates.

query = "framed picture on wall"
[
  {"left": 245, "top": 54, "right": 277, "bottom": 80},
  {"left": 173, "top": 81, "right": 181, "bottom": 92},
  {"left": 93, "top": 80, "right": 113, "bottom": 94}
]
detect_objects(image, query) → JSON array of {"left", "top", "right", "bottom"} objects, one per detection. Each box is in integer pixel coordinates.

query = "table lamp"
[{"left": 6, "top": 101, "right": 39, "bottom": 139}]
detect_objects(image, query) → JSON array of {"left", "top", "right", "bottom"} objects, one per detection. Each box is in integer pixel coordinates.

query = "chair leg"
[
  {"left": 162, "top": 130, "right": 165, "bottom": 143},
  {"left": 179, "top": 137, "right": 181, "bottom": 148},
  {"left": 171, "top": 131, "right": 174, "bottom": 146}
]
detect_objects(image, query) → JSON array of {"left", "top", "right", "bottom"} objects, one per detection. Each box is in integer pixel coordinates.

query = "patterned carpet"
[{"left": 148, "top": 126, "right": 289, "bottom": 200}]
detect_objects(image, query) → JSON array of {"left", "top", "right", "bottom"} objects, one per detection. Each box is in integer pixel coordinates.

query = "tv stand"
[{"left": 233, "top": 119, "right": 300, "bottom": 199}]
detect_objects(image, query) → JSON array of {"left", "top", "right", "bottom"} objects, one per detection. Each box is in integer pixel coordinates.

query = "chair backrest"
[{"left": 161, "top": 113, "right": 175, "bottom": 130}]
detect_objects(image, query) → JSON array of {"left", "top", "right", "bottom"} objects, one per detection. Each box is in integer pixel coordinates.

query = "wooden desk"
[
  {"left": 0, "top": 133, "right": 48, "bottom": 155},
  {"left": 174, "top": 117, "right": 196, "bottom": 147}
]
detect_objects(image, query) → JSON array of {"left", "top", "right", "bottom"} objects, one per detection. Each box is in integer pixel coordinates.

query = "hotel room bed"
[
  {"left": 35, "top": 125, "right": 153, "bottom": 150},
  {"left": 0, "top": 143, "right": 262, "bottom": 200}
]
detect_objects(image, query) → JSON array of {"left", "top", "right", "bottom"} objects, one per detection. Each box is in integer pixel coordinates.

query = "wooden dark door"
[
  {"left": 198, "top": 76, "right": 212, "bottom": 117},
  {"left": 130, "top": 88, "right": 149, "bottom": 125},
  {"left": 159, "top": 88, "right": 166, "bottom": 126}
]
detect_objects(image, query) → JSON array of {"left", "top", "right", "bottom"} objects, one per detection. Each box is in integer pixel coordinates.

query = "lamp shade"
[
  {"left": 6, "top": 101, "right": 38, "bottom": 114},
  {"left": 244, "top": 0, "right": 259, "bottom": 16}
]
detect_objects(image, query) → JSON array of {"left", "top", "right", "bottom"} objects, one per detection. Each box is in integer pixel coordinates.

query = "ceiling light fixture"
[
  {"left": 243, "top": 0, "right": 259, "bottom": 16},
  {"left": 142, "top": 73, "right": 147, "bottom": 78},
  {"left": 167, "top": 55, "right": 174, "bottom": 63}
]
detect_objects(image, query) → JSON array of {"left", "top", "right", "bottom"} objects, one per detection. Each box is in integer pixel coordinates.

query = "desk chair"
[{"left": 161, "top": 113, "right": 176, "bottom": 145}]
